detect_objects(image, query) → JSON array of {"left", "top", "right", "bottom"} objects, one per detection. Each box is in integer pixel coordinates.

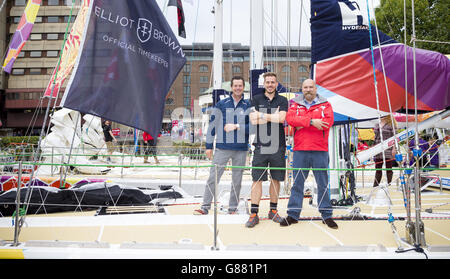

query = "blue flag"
[
  {"left": 310, "top": 0, "right": 394, "bottom": 63},
  {"left": 61, "top": 0, "right": 186, "bottom": 138}
]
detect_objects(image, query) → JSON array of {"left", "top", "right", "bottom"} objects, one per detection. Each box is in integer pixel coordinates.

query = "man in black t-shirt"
[
  {"left": 102, "top": 120, "right": 117, "bottom": 162},
  {"left": 245, "top": 72, "right": 288, "bottom": 228}
]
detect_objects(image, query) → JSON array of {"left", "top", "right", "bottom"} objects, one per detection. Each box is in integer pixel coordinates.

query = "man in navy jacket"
[{"left": 194, "top": 76, "right": 251, "bottom": 215}]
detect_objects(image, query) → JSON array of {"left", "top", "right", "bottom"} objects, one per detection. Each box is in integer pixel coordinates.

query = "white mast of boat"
[
  {"left": 250, "top": 0, "right": 264, "bottom": 71},
  {"left": 213, "top": 0, "right": 223, "bottom": 92}
]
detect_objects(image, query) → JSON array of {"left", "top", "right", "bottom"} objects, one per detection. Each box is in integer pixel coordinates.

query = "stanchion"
[
  {"left": 213, "top": 164, "right": 219, "bottom": 251},
  {"left": 13, "top": 161, "right": 22, "bottom": 246},
  {"left": 178, "top": 153, "right": 183, "bottom": 188}
]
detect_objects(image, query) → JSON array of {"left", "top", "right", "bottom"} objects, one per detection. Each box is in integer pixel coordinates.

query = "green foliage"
[{"left": 374, "top": 0, "right": 449, "bottom": 54}]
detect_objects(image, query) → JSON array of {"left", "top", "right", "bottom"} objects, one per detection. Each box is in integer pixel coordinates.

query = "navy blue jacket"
[{"left": 205, "top": 96, "right": 251, "bottom": 151}]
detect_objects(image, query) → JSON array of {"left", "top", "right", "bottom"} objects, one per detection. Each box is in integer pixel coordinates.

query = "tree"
[{"left": 374, "top": 0, "right": 449, "bottom": 54}]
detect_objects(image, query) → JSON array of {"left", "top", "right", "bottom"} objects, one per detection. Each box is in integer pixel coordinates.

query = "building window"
[
  {"left": 65, "top": 0, "right": 82, "bottom": 5},
  {"left": 30, "top": 51, "right": 42, "bottom": 57},
  {"left": 12, "top": 69, "right": 25, "bottom": 75},
  {"left": 265, "top": 64, "right": 274, "bottom": 72},
  {"left": 199, "top": 76, "right": 208, "bottom": 83},
  {"left": 64, "top": 16, "right": 76, "bottom": 23},
  {"left": 48, "top": 0, "right": 59, "bottom": 5},
  {"left": 183, "top": 75, "right": 191, "bottom": 84},
  {"left": 282, "top": 65, "right": 291, "bottom": 72},
  {"left": 30, "top": 34, "right": 42, "bottom": 40},
  {"left": 199, "top": 65, "right": 208, "bottom": 72},
  {"left": 29, "top": 68, "right": 42, "bottom": 75},
  {"left": 183, "top": 86, "right": 190, "bottom": 95},
  {"left": 282, "top": 76, "right": 290, "bottom": 83},
  {"left": 14, "top": 0, "right": 26, "bottom": 6},
  {"left": 17, "top": 51, "right": 25, "bottom": 58},
  {"left": 183, "top": 63, "right": 191, "bottom": 72},
  {"left": 47, "top": 50, "right": 59, "bottom": 57},
  {"left": 184, "top": 97, "right": 191, "bottom": 107},
  {"left": 200, "top": 87, "right": 208, "bottom": 93},
  {"left": 47, "top": 16, "right": 59, "bottom": 23},
  {"left": 47, "top": 33, "right": 59, "bottom": 40},
  {"left": 299, "top": 76, "right": 308, "bottom": 84},
  {"left": 164, "top": 109, "right": 173, "bottom": 117},
  {"left": 7, "top": 93, "right": 20, "bottom": 100},
  {"left": 298, "top": 65, "right": 308, "bottom": 73},
  {"left": 23, "top": 93, "right": 35, "bottom": 100},
  {"left": 166, "top": 98, "right": 174, "bottom": 105},
  {"left": 232, "top": 66, "right": 241, "bottom": 73},
  {"left": 13, "top": 17, "right": 21, "bottom": 24},
  {"left": 35, "top": 17, "right": 43, "bottom": 23}
]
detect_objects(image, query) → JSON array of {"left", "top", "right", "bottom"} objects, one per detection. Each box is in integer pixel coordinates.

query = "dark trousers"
[{"left": 373, "top": 158, "right": 393, "bottom": 187}]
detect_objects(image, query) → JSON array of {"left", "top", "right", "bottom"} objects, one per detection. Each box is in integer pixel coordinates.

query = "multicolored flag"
[
  {"left": 61, "top": 0, "right": 186, "bottom": 139},
  {"left": 44, "top": 0, "right": 91, "bottom": 98},
  {"left": 2, "top": 0, "right": 42, "bottom": 73},
  {"left": 168, "top": 0, "right": 186, "bottom": 38}
]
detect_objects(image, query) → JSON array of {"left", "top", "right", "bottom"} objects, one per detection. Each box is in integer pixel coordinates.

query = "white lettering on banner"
[
  {"left": 102, "top": 34, "right": 136, "bottom": 52},
  {"left": 153, "top": 28, "right": 185, "bottom": 57},
  {"left": 102, "top": 34, "right": 169, "bottom": 68},
  {"left": 94, "top": 6, "right": 135, "bottom": 29},
  {"left": 138, "top": 47, "right": 169, "bottom": 68},
  {"left": 94, "top": 5, "right": 185, "bottom": 58},
  {"left": 338, "top": 1, "right": 369, "bottom": 31}
]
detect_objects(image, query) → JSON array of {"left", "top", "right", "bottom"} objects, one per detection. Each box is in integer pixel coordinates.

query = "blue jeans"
[{"left": 287, "top": 151, "right": 332, "bottom": 220}]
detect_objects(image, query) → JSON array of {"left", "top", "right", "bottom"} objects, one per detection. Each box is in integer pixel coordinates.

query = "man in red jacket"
[
  {"left": 280, "top": 79, "right": 338, "bottom": 229},
  {"left": 143, "top": 131, "right": 160, "bottom": 164}
]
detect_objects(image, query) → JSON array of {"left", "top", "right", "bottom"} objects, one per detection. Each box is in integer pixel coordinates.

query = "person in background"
[
  {"left": 408, "top": 135, "right": 430, "bottom": 168},
  {"left": 102, "top": 120, "right": 117, "bottom": 162},
  {"left": 373, "top": 115, "right": 397, "bottom": 187},
  {"left": 142, "top": 131, "right": 160, "bottom": 164},
  {"left": 427, "top": 135, "right": 441, "bottom": 168}
]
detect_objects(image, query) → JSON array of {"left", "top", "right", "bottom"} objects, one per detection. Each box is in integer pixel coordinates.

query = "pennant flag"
[
  {"left": 2, "top": 0, "right": 42, "bottom": 73},
  {"left": 168, "top": 0, "right": 186, "bottom": 38},
  {"left": 44, "top": 0, "right": 91, "bottom": 98},
  {"left": 61, "top": 0, "right": 186, "bottom": 139}
]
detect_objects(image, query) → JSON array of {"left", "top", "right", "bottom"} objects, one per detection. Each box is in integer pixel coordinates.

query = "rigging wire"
[
  {"left": 16, "top": 0, "right": 78, "bottom": 237},
  {"left": 0, "top": 0, "right": 5, "bottom": 13}
]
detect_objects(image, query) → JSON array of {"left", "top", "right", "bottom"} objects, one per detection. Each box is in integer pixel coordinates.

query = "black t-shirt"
[
  {"left": 251, "top": 92, "right": 288, "bottom": 148},
  {"left": 103, "top": 124, "right": 113, "bottom": 142}
]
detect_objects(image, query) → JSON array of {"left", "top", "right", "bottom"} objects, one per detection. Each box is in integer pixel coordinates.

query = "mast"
[
  {"left": 411, "top": 0, "right": 426, "bottom": 248},
  {"left": 213, "top": 0, "right": 223, "bottom": 90},
  {"left": 250, "top": 0, "right": 264, "bottom": 70}
]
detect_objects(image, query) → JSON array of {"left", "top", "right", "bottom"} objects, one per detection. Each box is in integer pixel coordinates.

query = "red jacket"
[
  {"left": 286, "top": 94, "right": 334, "bottom": 151},
  {"left": 143, "top": 132, "right": 160, "bottom": 141}
]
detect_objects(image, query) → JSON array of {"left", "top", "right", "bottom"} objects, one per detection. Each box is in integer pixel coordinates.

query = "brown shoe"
[{"left": 322, "top": 218, "right": 338, "bottom": 229}]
